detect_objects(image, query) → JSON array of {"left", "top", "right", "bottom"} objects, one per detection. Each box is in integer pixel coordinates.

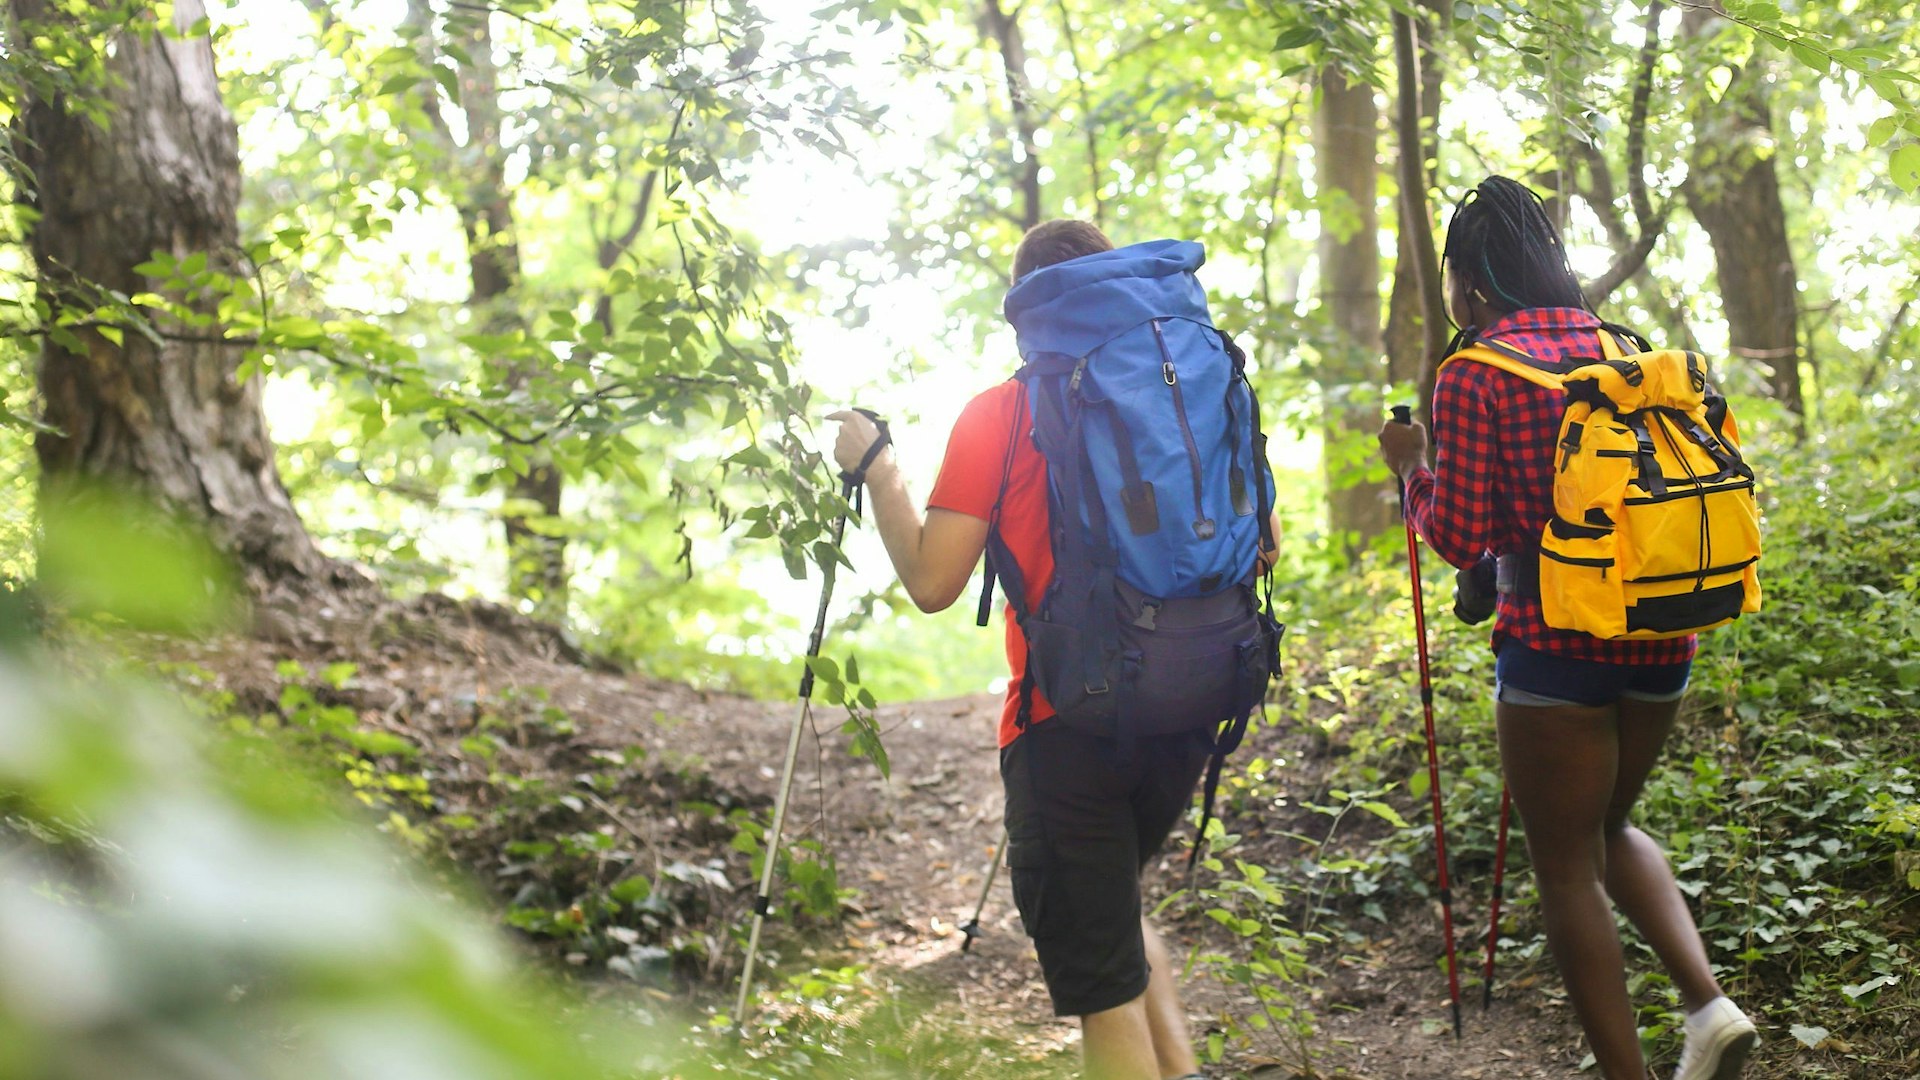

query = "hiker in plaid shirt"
[{"left": 1376, "top": 177, "right": 1756, "bottom": 1080}]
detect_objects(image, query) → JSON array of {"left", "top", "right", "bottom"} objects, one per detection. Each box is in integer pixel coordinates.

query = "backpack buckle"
[{"left": 1133, "top": 600, "right": 1160, "bottom": 631}]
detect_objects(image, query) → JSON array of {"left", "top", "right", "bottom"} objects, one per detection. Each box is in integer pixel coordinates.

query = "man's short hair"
[{"left": 1012, "top": 219, "right": 1115, "bottom": 282}]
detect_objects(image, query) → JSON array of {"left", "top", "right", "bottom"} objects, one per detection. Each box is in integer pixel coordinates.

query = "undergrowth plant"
[{"left": 1242, "top": 410, "right": 1920, "bottom": 1077}]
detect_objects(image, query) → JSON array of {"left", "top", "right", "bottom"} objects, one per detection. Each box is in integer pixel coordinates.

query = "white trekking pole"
[{"left": 734, "top": 410, "right": 889, "bottom": 1031}]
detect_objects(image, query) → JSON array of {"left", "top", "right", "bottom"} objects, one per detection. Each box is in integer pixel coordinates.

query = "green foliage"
[
  {"left": 0, "top": 648, "right": 643, "bottom": 1078},
  {"left": 36, "top": 485, "right": 238, "bottom": 633},
  {"left": 1239, "top": 402, "right": 1920, "bottom": 1072}
]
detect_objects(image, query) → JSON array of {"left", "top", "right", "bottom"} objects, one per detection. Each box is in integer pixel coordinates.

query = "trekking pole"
[
  {"left": 1390, "top": 404, "right": 1463, "bottom": 1040},
  {"left": 958, "top": 828, "right": 1008, "bottom": 953},
  {"left": 734, "top": 410, "right": 890, "bottom": 1032},
  {"left": 1482, "top": 784, "right": 1512, "bottom": 1009}
]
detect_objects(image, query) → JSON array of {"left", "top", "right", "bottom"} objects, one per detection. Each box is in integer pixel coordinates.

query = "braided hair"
[{"left": 1441, "top": 176, "right": 1591, "bottom": 317}]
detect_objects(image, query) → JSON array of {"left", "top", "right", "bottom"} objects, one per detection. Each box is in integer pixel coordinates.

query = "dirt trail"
[
  {"left": 730, "top": 691, "right": 1591, "bottom": 1079},
  {"left": 172, "top": 618, "right": 1589, "bottom": 1079}
]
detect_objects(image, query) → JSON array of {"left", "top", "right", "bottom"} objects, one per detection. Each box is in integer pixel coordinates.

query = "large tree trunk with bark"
[
  {"left": 1316, "top": 67, "right": 1391, "bottom": 546},
  {"left": 1685, "top": 13, "right": 1805, "bottom": 431},
  {"left": 17, "top": 0, "right": 323, "bottom": 584}
]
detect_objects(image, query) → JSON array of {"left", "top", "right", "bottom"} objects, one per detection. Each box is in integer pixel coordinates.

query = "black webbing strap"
[
  {"left": 839, "top": 408, "right": 892, "bottom": 513},
  {"left": 1599, "top": 322, "right": 1653, "bottom": 354},
  {"left": 1190, "top": 753, "right": 1228, "bottom": 873},
  {"left": 1676, "top": 412, "right": 1751, "bottom": 481},
  {"left": 1623, "top": 413, "right": 1667, "bottom": 497},
  {"left": 977, "top": 380, "right": 1031, "bottom": 627},
  {"left": 1187, "top": 642, "right": 1261, "bottom": 873}
]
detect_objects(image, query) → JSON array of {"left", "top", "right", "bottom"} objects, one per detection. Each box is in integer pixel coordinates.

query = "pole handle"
[
  {"left": 1389, "top": 404, "right": 1414, "bottom": 512},
  {"left": 840, "top": 407, "right": 892, "bottom": 492}
]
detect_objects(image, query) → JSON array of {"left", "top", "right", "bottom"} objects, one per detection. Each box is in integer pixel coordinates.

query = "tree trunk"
[
  {"left": 421, "top": 3, "right": 568, "bottom": 618},
  {"left": 1684, "top": 13, "right": 1805, "bottom": 431},
  {"left": 1316, "top": 67, "right": 1391, "bottom": 546},
  {"left": 1385, "top": 6, "right": 1447, "bottom": 410},
  {"left": 982, "top": 0, "right": 1042, "bottom": 231},
  {"left": 17, "top": 0, "right": 323, "bottom": 585}
]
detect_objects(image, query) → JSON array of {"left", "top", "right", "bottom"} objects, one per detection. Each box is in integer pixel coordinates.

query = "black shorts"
[{"left": 1000, "top": 723, "right": 1210, "bottom": 1017}]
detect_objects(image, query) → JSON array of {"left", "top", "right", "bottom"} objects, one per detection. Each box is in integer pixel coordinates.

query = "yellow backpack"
[{"left": 1443, "top": 330, "right": 1763, "bottom": 640}]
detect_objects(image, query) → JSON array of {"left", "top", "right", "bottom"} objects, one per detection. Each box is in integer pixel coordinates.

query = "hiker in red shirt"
[
  {"left": 830, "top": 220, "right": 1276, "bottom": 1080},
  {"left": 1377, "top": 177, "right": 1756, "bottom": 1080}
]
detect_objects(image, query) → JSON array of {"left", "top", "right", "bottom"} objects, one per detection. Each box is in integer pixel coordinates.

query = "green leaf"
[
  {"left": 1868, "top": 115, "right": 1901, "bottom": 148},
  {"left": 806, "top": 656, "right": 840, "bottom": 685},
  {"left": 1357, "top": 800, "right": 1410, "bottom": 829},
  {"left": 1842, "top": 974, "right": 1899, "bottom": 999},
  {"left": 1891, "top": 143, "right": 1920, "bottom": 194},
  {"left": 1273, "top": 26, "right": 1318, "bottom": 51},
  {"left": 1789, "top": 41, "right": 1830, "bottom": 75},
  {"left": 1788, "top": 1024, "right": 1829, "bottom": 1049}
]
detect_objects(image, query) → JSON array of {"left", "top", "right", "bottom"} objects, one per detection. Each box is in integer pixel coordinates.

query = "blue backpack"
[{"left": 981, "top": 240, "right": 1281, "bottom": 849}]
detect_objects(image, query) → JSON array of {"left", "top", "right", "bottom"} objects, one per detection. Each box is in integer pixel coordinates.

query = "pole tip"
[{"left": 1391, "top": 404, "right": 1413, "bottom": 425}]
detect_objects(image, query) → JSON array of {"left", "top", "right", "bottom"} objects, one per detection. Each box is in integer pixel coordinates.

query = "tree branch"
[{"left": 1581, "top": 2, "right": 1672, "bottom": 306}]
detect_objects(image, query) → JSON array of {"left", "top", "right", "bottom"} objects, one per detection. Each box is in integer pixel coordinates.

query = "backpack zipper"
[{"left": 1152, "top": 320, "right": 1216, "bottom": 540}]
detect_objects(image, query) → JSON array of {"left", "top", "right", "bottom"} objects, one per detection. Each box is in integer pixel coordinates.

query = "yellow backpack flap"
[{"left": 1441, "top": 331, "right": 1762, "bottom": 640}]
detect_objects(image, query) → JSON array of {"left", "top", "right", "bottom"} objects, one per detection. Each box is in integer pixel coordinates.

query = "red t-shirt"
[{"left": 926, "top": 380, "right": 1055, "bottom": 747}]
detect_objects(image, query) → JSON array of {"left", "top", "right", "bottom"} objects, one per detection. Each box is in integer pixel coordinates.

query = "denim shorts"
[{"left": 1494, "top": 639, "right": 1691, "bottom": 708}]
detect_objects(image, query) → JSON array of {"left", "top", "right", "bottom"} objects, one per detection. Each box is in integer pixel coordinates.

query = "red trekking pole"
[
  {"left": 1483, "top": 785, "right": 1513, "bottom": 1008},
  {"left": 1390, "top": 404, "right": 1463, "bottom": 1040}
]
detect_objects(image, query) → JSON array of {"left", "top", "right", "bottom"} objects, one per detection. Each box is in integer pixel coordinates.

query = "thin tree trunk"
[
  {"left": 1050, "top": 0, "right": 1103, "bottom": 226},
  {"left": 982, "top": 0, "right": 1042, "bottom": 231},
  {"left": 1684, "top": 8, "right": 1805, "bottom": 433},
  {"left": 1315, "top": 66, "right": 1391, "bottom": 546},
  {"left": 417, "top": 3, "right": 568, "bottom": 617},
  {"left": 1386, "top": 7, "right": 1448, "bottom": 418},
  {"left": 17, "top": 0, "right": 323, "bottom": 585}
]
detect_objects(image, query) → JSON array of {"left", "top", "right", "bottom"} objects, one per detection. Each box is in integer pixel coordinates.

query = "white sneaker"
[{"left": 1673, "top": 997, "right": 1758, "bottom": 1080}]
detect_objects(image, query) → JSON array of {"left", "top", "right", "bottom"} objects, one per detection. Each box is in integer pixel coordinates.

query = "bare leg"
[
  {"left": 1498, "top": 699, "right": 1646, "bottom": 1080},
  {"left": 1081, "top": 995, "right": 1159, "bottom": 1080},
  {"left": 1141, "top": 918, "right": 1200, "bottom": 1077},
  {"left": 1602, "top": 696, "right": 1725, "bottom": 1012}
]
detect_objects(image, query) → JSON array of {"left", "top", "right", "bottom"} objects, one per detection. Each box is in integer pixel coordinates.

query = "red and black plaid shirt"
[{"left": 1404, "top": 307, "right": 1697, "bottom": 665}]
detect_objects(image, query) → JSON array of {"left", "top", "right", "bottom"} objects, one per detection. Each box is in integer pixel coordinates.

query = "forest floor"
[{"left": 163, "top": 594, "right": 1605, "bottom": 1080}]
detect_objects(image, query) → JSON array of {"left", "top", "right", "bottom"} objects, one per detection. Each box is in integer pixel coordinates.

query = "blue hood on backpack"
[{"left": 1003, "top": 239, "right": 1212, "bottom": 358}]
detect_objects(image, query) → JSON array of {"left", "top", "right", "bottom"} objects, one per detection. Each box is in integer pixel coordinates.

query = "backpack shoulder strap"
[
  {"left": 1441, "top": 342, "right": 1569, "bottom": 391},
  {"left": 977, "top": 378, "right": 1032, "bottom": 627}
]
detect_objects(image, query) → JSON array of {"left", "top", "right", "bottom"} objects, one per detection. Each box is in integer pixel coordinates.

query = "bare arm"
[{"left": 829, "top": 411, "right": 987, "bottom": 613}]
